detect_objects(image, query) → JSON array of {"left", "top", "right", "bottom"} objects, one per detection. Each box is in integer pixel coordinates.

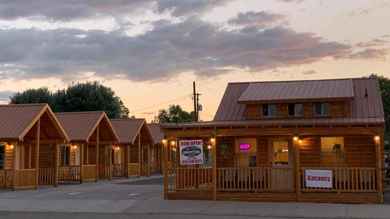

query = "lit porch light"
[
  {"left": 71, "top": 145, "right": 78, "bottom": 150},
  {"left": 8, "top": 144, "right": 14, "bottom": 150},
  {"left": 170, "top": 141, "right": 176, "bottom": 147},
  {"left": 207, "top": 145, "right": 212, "bottom": 150},
  {"left": 374, "top": 135, "right": 380, "bottom": 142},
  {"left": 210, "top": 137, "right": 216, "bottom": 145},
  {"left": 162, "top": 139, "right": 168, "bottom": 145},
  {"left": 293, "top": 136, "right": 299, "bottom": 142}
]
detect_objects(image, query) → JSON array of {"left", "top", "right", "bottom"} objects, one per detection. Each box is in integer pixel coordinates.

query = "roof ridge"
[
  {"left": 0, "top": 103, "right": 48, "bottom": 107},
  {"left": 227, "top": 77, "right": 369, "bottom": 85}
]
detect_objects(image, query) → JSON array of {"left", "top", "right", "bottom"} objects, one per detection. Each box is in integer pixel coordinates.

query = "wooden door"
[{"left": 269, "top": 139, "right": 294, "bottom": 191}]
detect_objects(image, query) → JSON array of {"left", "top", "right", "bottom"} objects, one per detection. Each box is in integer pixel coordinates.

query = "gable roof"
[
  {"left": 0, "top": 103, "right": 69, "bottom": 141},
  {"left": 111, "top": 118, "right": 146, "bottom": 144},
  {"left": 56, "top": 111, "right": 118, "bottom": 142},
  {"left": 238, "top": 79, "right": 354, "bottom": 103},
  {"left": 214, "top": 78, "right": 384, "bottom": 122},
  {"left": 148, "top": 123, "right": 164, "bottom": 145}
]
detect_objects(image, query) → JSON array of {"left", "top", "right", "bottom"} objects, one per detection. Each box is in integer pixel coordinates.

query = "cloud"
[
  {"left": 228, "top": 11, "right": 286, "bottom": 28},
  {"left": 356, "top": 39, "right": 388, "bottom": 48},
  {"left": 302, "top": 70, "right": 317, "bottom": 75},
  {"left": 0, "top": 0, "right": 233, "bottom": 21},
  {"left": 0, "top": 17, "right": 355, "bottom": 81},
  {"left": 0, "top": 90, "right": 14, "bottom": 102},
  {"left": 348, "top": 48, "right": 388, "bottom": 60}
]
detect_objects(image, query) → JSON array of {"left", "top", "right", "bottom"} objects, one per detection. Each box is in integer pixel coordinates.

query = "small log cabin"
[
  {"left": 110, "top": 119, "right": 156, "bottom": 177},
  {"left": 56, "top": 111, "right": 119, "bottom": 183},
  {"left": 0, "top": 104, "right": 69, "bottom": 189},
  {"left": 161, "top": 78, "right": 385, "bottom": 204}
]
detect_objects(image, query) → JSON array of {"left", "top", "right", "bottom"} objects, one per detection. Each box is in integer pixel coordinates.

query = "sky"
[{"left": 0, "top": 0, "right": 389, "bottom": 121}]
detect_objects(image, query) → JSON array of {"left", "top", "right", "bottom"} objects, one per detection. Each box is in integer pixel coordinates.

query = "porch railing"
[
  {"left": 217, "top": 167, "right": 294, "bottom": 192},
  {"left": 98, "top": 165, "right": 111, "bottom": 179},
  {"left": 0, "top": 169, "right": 14, "bottom": 188},
  {"left": 14, "top": 169, "right": 36, "bottom": 189},
  {"left": 82, "top": 165, "right": 97, "bottom": 181},
  {"left": 58, "top": 166, "right": 80, "bottom": 182},
  {"left": 128, "top": 163, "right": 140, "bottom": 176},
  {"left": 38, "top": 167, "right": 55, "bottom": 185},
  {"left": 112, "top": 164, "right": 126, "bottom": 177},
  {"left": 300, "top": 167, "right": 377, "bottom": 192}
]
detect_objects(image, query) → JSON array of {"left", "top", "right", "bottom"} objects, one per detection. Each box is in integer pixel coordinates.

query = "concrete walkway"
[{"left": 0, "top": 176, "right": 389, "bottom": 219}]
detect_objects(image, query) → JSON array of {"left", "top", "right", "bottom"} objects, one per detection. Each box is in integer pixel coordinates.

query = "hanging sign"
[
  {"left": 179, "top": 140, "right": 204, "bottom": 165},
  {"left": 305, "top": 169, "right": 333, "bottom": 188}
]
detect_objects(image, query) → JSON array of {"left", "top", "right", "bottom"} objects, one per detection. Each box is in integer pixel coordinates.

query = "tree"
[
  {"left": 157, "top": 105, "right": 194, "bottom": 123},
  {"left": 370, "top": 74, "right": 390, "bottom": 148},
  {"left": 10, "top": 81, "right": 129, "bottom": 119}
]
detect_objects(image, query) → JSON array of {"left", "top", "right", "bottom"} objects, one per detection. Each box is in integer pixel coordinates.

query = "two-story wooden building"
[{"left": 161, "top": 78, "right": 385, "bottom": 203}]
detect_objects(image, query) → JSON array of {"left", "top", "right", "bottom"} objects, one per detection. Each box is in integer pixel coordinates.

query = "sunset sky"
[{"left": 0, "top": 0, "right": 389, "bottom": 121}]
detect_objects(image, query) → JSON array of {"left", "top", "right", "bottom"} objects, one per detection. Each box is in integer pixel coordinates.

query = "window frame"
[
  {"left": 288, "top": 103, "right": 304, "bottom": 117},
  {"left": 262, "top": 104, "right": 278, "bottom": 118},
  {"left": 313, "top": 102, "right": 329, "bottom": 117},
  {"left": 320, "top": 136, "right": 345, "bottom": 165}
]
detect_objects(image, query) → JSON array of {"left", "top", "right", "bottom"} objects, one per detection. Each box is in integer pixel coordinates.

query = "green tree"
[
  {"left": 158, "top": 105, "right": 194, "bottom": 123},
  {"left": 10, "top": 81, "right": 129, "bottom": 119},
  {"left": 370, "top": 74, "right": 390, "bottom": 148}
]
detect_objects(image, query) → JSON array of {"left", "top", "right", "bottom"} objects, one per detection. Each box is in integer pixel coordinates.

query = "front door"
[{"left": 270, "top": 139, "right": 294, "bottom": 191}]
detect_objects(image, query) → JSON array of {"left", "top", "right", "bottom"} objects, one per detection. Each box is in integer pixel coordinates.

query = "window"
[
  {"left": 262, "top": 104, "right": 278, "bottom": 117},
  {"left": 288, "top": 103, "right": 304, "bottom": 117},
  {"left": 321, "top": 137, "right": 345, "bottom": 165},
  {"left": 272, "top": 140, "right": 289, "bottom": 165},
  {"left": 313, "top": 102, "right": 329, "bottom": 116},
  {"left": 0, "top": 143, "right": 4, "bottom": 169}
]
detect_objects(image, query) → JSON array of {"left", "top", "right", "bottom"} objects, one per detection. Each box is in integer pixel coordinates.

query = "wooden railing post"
[
  {"left": 293, "top": 138, "right": 301, "bottom": 201},
  {"left": 54, "top": 144, "right": 59, "bottom": 187},
  {"left": 125, "top": 144, "right": 129, "bottom": 177},
  {"left": 212, "top": 137, "right": 217, "bottom": 201},
  {"left": 96, "top": 125, "right": 100, "bottom": 182},
  {"left": 35, "top": 119, "right": 41, "bottom": 189},
  {"left": 375, "top": 135, "right": 384, "bottom": 203},
  {"left": 162, "top": 140, "right": 168, "bottom": 199}
]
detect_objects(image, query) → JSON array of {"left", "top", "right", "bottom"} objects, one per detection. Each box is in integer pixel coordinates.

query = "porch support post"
[
  {"left": 35, "top": 118, "right": 41, "bottom": 189},
  {"left": 12, "top": 142, "right": 18, "bottom": 190},
  {"left": 147, "top": 144, "right": 151, "bottom": 176},
  {"left": 375, "top": 134, "right": 384, "bottom": 203},
  {"left": 80, "top": 144, "right": 84, "bottom": 183},
  {"left": 125, "top": 144, "right": 129, "bottom": 177},
  {"left": 96, "top": 125, "right": 100, "bottom": 182},
  {"left": 293, "top": 137, "right": 301, "bottom": 201},
  {"left": 109, "top": 145, "right": 112, "bottom": 180},
  {"left": 138, "top": 135, "right": 141, "bottom": 177},
  {"left": 163, "top": 140, "right": 168, "bottom": 199},
  {"left": 212, "top": 137, "right": 217, "bottom": 201},
  {"left": 54, "top": 143, "right": 59, "bottom": 187}
]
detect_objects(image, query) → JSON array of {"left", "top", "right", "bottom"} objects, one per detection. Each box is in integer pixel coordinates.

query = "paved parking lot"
[{"left": 1, "top": 176, "right": 390, "bottom": 219}]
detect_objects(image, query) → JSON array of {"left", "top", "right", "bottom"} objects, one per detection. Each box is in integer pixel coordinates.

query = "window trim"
[
  {"left": 288, "top": 103, "right": 304, "bottom": 118},
  {"left": 313, "top": 102, "right": 329, "bottom": 117},
  {"left": 262, "top": 104, "right": 278, "bottom": 118}
]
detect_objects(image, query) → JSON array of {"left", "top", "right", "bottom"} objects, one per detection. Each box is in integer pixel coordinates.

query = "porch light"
[
  {"left": 8, "top": 144, "right": 14, "bottom": 150},
  {"left": 374, "top": 135, "right": 380, "bottom": 142},
  {"left": 114, "top": 146, "right": 120, "bottom": 151},
  {"left": 207, "top": 145, "right": 212, "bottom": 150},
  {"left": 170, "top": 141, "right": 176, "bottom": 147},
  {"left": 71, "top": 145, "right": 77, "bottom": 150},
  {"left": 162, "top": 139, "right": 168, "bottom": 145},
  {"left": 298, "top": 139, "right": 303, "bottom": 144},
  {"left": 210, "top": 137, "right": 216, "bottom": 145},
  {"left": 293, "top": 136, "right": 299, "bottom": 142}
]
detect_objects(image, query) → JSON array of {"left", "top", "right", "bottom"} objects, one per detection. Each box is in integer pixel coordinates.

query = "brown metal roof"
[
  {"left": 148, "top": 123, "right": 164, "bottom": 145},
  {"left": 0, "top": 104, "right": 69, "bottom": 141},
  {"left": 238, "top": 79, "right": 354, "bottom": 103},
  {"left": 56, "top": 111, "right": 118, "bottom": 142},
  {"left": 111, "top": 118, "right": 145, "bottom": 144},
  {"left": 214, "top": 78, "right": 384, "bottom": 122}
]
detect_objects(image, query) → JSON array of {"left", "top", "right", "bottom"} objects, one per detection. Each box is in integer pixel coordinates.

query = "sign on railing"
[{"left": 305, "top": 169, "right": 332, "bottom": 188}]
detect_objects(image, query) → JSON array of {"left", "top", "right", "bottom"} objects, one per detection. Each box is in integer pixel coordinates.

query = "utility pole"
[{"left": 193, "top": 81, "right": 201, "bottom": 122}]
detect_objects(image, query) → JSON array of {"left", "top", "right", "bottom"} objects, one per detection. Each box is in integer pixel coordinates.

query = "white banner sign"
[
  {"left": 179, "top": 140, "right": 204, "bottom": 165},
  {"left": 305, "top": 169, "right": 333, "bottom": 188}
]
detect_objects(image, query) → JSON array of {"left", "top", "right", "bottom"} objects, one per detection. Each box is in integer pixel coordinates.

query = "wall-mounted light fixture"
[
  {"left": 8, "top": 144, "right": 14, "bottom": 150},
  {"left": 71, "top": 145, "right": 78, "bottom": 150},
  {"left": 162, "top": 139, "right": 168, "bottom": 145},
  {"left": 207, "top": 145, "right": 212, "bottom": 150},
  {"left": 374, "top": 135, "right": 380, "bottom": 143},
  {"left": 293, "top": 136, "right": 299, "bottom": 142},
  {"left": 210, "top": 137, "right": 216, "bottom": 145},
  {"left": 170, "top": 141, "right": 176, "bottom": 147}
]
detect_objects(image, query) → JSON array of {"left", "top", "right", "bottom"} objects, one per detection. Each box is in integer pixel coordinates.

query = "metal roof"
[
  {"left": 214, "top": 78, "right": 384, "bottom": 122},
  {"left": 148, "top": 123, "right": 164, "bottom": 145},
  {"left": 238, "top": 79, "right": 354, "bottom": 103},
  {"left": 111, "top": 118, "right": 145, "bottom": 144}
]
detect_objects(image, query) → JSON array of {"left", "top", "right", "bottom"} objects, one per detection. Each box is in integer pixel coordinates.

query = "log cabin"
[
  {"left": 0, "top": 104, "right": 69, "bottom": 189},
  {"left": 110, "top": 118, "right": 155, "bottom": 177},
  {"left": 56, "top": 111, "right": 119, "bottom": 183},
  {"left": 161, "top": 78, "right": 385, "bottom": 204}
]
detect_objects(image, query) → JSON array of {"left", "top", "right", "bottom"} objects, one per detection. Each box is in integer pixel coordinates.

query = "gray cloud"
[
  {"left": 348, "top": 48, "right": 388, "bottom": 60},
  {"left": 0, "top": 0, "right": 233, "bottom": 21},
  {"left": 0, "top": 17, "right": 355, "bottom": 81},
  {"left": 0, "top": 90, "right": 14, "bottom": 102},
  {"left": 228, "top": 11, "right": 286, "bottom": 28}
]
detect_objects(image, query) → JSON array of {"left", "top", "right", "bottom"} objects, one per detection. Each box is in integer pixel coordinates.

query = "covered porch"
[
  {"left": 162, "top": 121, "right": 384, "bottom": 204},
  {"left": 0, "top": 104, "right": 69, "bottom": 190},
  {"left": 56, "top": 112, "right": 119, "bottom": 183}
]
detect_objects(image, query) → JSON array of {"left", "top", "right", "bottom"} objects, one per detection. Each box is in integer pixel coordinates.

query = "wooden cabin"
[
  {"left": 110, "top": 119, "right": 155, "bottom": 177},
  {"left": 56, "top": 112, "right": 119, "bottom": 183},
  {"left": 148, "top": 123, "right": 163, "bottom": 174},
  {"left": 0, "top": 104, "right": 69, "bottom": 189},
  {"left": 161, "top": 78, "right": 385, "bottom": 204}
]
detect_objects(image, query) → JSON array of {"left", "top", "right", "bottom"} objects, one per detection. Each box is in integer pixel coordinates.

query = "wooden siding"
[
  {"left": 39, "top": 144, "right": 54, "bottom": 168},
  {"left": 4, "top": 144, "right": 14, "bottom": 170}
]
